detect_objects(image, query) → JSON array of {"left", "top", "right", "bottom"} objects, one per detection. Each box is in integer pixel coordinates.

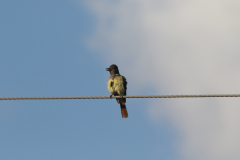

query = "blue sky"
[
  {"left": 0, "top": 1, "right": 176, "bottom": 160},
  {"left": 1, "top": 0, "right": 240, "bottom": 160}
]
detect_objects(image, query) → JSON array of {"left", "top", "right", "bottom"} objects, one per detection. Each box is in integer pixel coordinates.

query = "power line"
[{"left": 0, "top": 94, "right": 240, "bottom": 100}]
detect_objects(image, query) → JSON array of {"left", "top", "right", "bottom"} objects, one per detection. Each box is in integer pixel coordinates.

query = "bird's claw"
[{"left": 110, "top": 95, "right": 113, "bottom": 99}]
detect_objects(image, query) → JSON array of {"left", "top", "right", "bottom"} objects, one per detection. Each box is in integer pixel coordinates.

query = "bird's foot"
[{"left": 110, "top": 95, "right": 113, "bottom": 99}]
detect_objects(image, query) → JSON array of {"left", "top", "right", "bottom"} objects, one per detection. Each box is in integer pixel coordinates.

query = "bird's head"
[{"left": 106, "top": 64, "right": 119, "bottom": 74}]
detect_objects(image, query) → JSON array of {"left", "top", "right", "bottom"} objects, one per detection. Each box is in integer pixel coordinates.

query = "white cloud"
[{"left": 83, "top": 0, "right": 240, "bottom": 159}]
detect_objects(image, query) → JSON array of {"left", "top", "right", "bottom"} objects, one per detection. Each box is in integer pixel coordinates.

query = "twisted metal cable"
[{"left": 0, "top": 94, "right": 240, "bottom": 100}]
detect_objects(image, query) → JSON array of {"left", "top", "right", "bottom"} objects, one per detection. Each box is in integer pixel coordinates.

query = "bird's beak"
[{"left": 106, "top": 68, "right": 110, "bottom": 71}]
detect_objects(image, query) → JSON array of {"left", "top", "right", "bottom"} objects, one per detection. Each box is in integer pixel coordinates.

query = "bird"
[{"left": 106, "top": 64, "right": 128, "bottom": 118}]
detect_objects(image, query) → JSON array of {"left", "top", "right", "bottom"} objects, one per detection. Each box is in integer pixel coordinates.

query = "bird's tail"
[{"left": 120, "top": 102, "right": 128, "bottom": 118}]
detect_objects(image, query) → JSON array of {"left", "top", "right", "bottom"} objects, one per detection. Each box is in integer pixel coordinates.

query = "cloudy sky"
[{"left": 1, "top": 0, "right": 240, "bottom": 160}]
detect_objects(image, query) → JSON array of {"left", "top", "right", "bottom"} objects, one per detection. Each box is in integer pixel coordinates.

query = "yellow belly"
[{"left": 107, "top": 76, "right": 125, "bottom": 95}]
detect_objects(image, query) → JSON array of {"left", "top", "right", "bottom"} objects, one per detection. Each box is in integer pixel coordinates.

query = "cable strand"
[{"left": 0, "top": 94, "right": 240, "bottom": 100}]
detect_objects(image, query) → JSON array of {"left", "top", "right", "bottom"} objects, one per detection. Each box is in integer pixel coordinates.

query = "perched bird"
[{"left": 106, "top": 64, "right": 128, "bottom": 118}]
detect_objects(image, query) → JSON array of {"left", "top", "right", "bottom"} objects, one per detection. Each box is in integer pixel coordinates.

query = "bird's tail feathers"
[{"left": 120, "top": 102, "right": 128, "bottom": 118}]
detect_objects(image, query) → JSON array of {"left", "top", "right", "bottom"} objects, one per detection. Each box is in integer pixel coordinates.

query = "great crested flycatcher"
[{"left": 106, "top": 64, "right": 128, "bottom": 118}]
